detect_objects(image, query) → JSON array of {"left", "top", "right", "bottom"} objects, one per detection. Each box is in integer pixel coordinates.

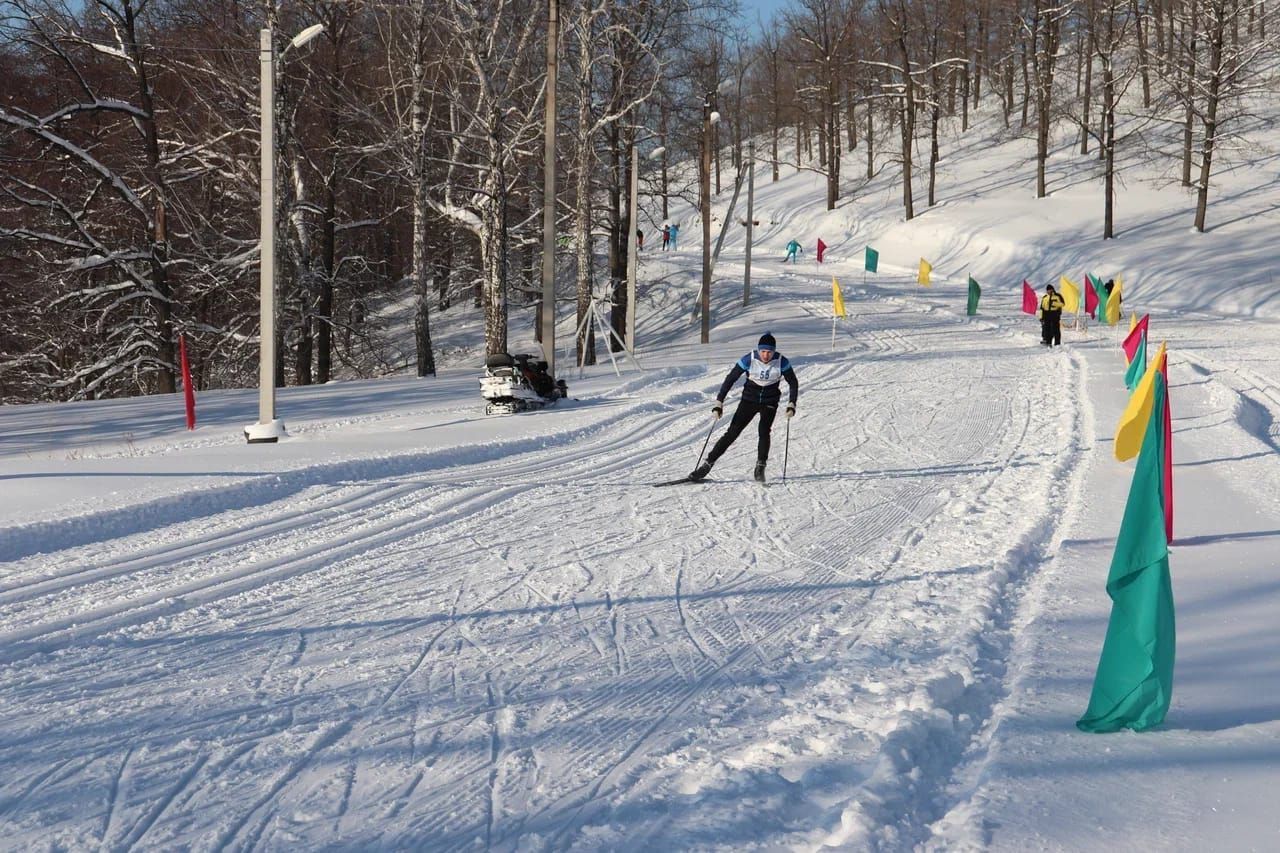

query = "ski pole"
[
  {"left": 782, "top": 415, "right": 791, "bottom": 482},
  {"left": 694, "top": 415, "right": 718, "bottom": 469}
]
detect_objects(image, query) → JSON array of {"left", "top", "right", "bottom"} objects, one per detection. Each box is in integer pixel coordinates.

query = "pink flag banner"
[
  {"left": 1123, "top": 314, "right": 1150, "bottom": 363},
  {"left": 1021, "top": 280, "right": 1039, "bottom": 315},
  {"left": 1084, "top": 276, "right": 1100, "bottom": 318}
]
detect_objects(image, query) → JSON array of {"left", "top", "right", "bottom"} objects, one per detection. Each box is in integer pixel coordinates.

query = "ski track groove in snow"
[{"left": 0, "top": 290, "right": 1080, "bottom": 849}]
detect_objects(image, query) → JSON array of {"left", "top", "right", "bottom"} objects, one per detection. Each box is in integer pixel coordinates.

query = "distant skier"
[
  {"left": 637, "top": 228, "right": 644, "bottom": 251},
  {"left": 1040, "top": 284, "right": 1065, "bottom": 347},
  {"left": 785, "top": 239, "right": 802, "bottom": 263},
  {"left": 661, "top": 224, "right": 670, "bottom": 251},
  {"left": 669, "top": 223, "right": 679, "bottom": 250},
  {"left": 690, "top": 332, "right": 799, "bottom": 483},
  {"left": 1104, "top": 278, "right": 1120, "bottom": 307}
]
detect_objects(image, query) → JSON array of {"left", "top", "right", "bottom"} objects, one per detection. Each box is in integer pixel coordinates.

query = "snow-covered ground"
[{"left": 3, "top": 95, "right": 1280, "bottom": 851}]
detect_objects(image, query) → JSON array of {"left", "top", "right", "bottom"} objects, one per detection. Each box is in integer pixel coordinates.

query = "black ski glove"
[
  {"left": 785, "top": 404, "right": 796, "bottom": 418},
  {"left": 712, "top": 403, "right": 723, "bottom": 419}
]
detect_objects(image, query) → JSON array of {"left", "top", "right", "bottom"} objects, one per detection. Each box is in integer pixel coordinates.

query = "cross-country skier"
[
  {"left": 690, "top": 332, "right": 799, "bottom": 483},
  {"left": 784, "top": 239, "right": 802, "bottom": 263},
  {"left": 1040, "top": 284, "right": 1065, "bottom": 346},
  {"left": 669, "top": 223, "right": 679, "bottom": 250}
]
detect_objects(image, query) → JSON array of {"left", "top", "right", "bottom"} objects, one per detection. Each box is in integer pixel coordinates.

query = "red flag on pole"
[
  {"left": 1084, "top": 275, "right": 1100, "bottom": 318},
  {"left": 1122, "top": 314, "right": 1150, "bottom": 363},
  {"left": 816, "top": 238, "right": 827, "bottom": 263},
  {"left": 1160, "top": 355, "right": 1173, "bottom": 543},
  {"left": 179, "top": 333, "right": 196, "bottom": 430},
  {"left": 1021, "top": 280, "right": 1039, "bottom": 315}
]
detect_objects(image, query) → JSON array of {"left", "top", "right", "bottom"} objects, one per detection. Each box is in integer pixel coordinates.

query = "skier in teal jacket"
[{"left": 785, "top": 239, "right": 802, "bottom": 263}]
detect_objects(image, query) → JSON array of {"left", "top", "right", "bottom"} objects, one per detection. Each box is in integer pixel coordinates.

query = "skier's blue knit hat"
[{"left": 757, "top": 332, "right": 776, "bottom": 352}]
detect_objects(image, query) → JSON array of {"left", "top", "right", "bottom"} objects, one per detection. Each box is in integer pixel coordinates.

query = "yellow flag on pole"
[
  {"left": 1059, "top": 275, "right": 1081, "bottom": 313},
  {"left": 1115, "top": 342, "right": 1168, "bottom": 461},
  {"left": 918, "top": 258, "right": 933, "bottom": 286},
  {"left": 832, "top": 277, "right": 847, "bottom": 318},
  {"left": 1105, "top": 277, "right": 1123, "bottom": 325},
  {"left": 1129, "top": 311, "right": 1137, "bottom": 334}
]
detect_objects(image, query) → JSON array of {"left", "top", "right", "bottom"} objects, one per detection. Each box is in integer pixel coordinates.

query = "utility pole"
[
  {"left": 744, "top": 140, "right": 754, "bottom": 307},
  {"left": 540, "top": 0, "right": 558, "bottom": 375},
  {"left": 625, "top": 142, "right": 638, "bottom": 352}
]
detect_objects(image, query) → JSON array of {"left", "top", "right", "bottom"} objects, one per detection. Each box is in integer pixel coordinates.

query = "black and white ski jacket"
[{"left": 716, "top": 350, "right": 799, "bottom": 407}]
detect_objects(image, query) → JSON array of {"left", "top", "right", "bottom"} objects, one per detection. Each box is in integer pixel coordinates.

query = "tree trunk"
[
  {"left": 1194, "top": 1, "right": 1226, "bottom": 232},
  {"left": 413, "top": 149, "right": 436, "bottom": 376},
  {"left": 1182, "top": 4, "right": 1199, "bottom": 187},
  {"left": 124, "top": 0, "right": 176, "bottom": 394},
  {"left": 1103, "top": 60, "right": 1116, "bottom": 238},
  {"left": 866, "top": 97, "right": 875, "bottom": 178},
  {"left": 898, "top": 36, "right": 916, "bottom": 220},
  {"left": 1081, "top": 23, "right": 1092, "bottom": 154},
  {"left": 827, "top": 67, "right": 840, "bottom": 210},
  {"left": 317, "top": 183, "right": 334, "bottom": 383},
  {"left": 1020, "top": 33, "right": 1031, "bottom": 127},
  {"left": 609, "top": 127, "right": 627, "bottom": 352},
  {"left": 929, "top": 102, "right": 939, "bottom": 207},
  {"left": 1133, "top": 0, "right": 1152, "bottom": 106},
  {"left": 482, "top": 148, "right": 509, "bottom": 356}
]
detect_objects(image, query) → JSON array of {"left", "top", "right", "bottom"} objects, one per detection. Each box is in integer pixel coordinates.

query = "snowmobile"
[{"left": 480, "top": 353, "right": 568, "bottom": 415}]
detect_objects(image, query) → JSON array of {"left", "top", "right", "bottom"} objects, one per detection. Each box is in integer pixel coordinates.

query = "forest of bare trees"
[{"left": 1, "top": 0, "right": 1275, "bottom": 404}]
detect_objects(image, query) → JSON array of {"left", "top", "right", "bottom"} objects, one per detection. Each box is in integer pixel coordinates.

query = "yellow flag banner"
[
  {"left": 1129, "top": 312, "right": 1137, "bottom": 334},
  {"left": 1115, "top": 342, "right": 1168, "bottom": 461},
  {"left": 918, "top": 258, "right": 933, "bottom": 286},
  {"left": 1105, "top": 276, "right": 1123, "bottom": 325},
  {"left": 832, "top": 277, "right": 847, "bottom": 318},
  {"left": 1059, "top": 275, "right": 1081, "bottom": 313}
]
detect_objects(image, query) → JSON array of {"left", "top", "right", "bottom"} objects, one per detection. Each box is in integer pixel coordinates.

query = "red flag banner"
[
  {"left": 1160, "top": 355, "right": 1173, "bottom": 542},
  {"left": 816, "top": 238, "right": 827, "bottom": 263},
  {"left": 1123, "top": 314, "right": 1150, "bottom": 363},
  {"left": 179, "top": 333, "right": 196, "bottom": 430},
  {"left": 1084, "top": 275, "right": 1100, "bottom": 318},
  {"left": 1022, "top": 280, "right": 1039, "bottom": 315}
]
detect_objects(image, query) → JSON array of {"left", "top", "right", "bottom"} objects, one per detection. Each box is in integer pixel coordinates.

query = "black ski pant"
[
  {"left": 708, "top": 399, "right": 778, "bottom": 466},
  {"left": 1044, "top": 310, "right": 1062, "bottom": 346}
]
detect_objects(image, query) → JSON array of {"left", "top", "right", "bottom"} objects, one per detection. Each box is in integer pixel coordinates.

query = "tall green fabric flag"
[
  {"left": 865, "top": 247, "right": 879, "bottom": 273},
  {"left": 1095, "top": 275, "right": 1110, "bottom": 321},
  {"left": 1124, "top": 333, "right": 1147, "bottom": 393},
  {"left": 1078, "top": 373, "right": 1175, "bottom": 733},
  {"left": 966, "top": 276, "right": 981, "bottom": 315}
]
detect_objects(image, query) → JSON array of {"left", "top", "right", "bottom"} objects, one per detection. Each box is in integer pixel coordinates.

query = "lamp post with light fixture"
[{"left": 246, "top": 22, "right": 324, "bottom": 444}]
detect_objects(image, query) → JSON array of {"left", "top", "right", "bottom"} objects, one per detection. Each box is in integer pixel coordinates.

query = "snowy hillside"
[{"left": 2, "top": 90, "right": 1280, "bottom": 850}]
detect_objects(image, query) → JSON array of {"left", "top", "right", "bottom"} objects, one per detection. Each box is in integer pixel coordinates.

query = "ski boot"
[
  {"left": 689, "top": 462, "right": 713, "bottom": 482},
  {"left": 754, "top": 461, "right": 766, "bottom": 483}
]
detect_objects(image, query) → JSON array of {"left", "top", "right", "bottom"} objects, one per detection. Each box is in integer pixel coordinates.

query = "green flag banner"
[
  {"left": 966, "top": 276, "right": 981, "bottom": 316},
  {"left": 865, "top": 247, "right": 879, "bottom": 273},
  {"left": 1095, "top": 275, "right": 1110, "bottom": 322},
  {"left": 1124, "top": 334, "right": 1147, "bottom": 393},
  {"left": 1078, "top": 372, "right": 1175, "bottom": 734}
]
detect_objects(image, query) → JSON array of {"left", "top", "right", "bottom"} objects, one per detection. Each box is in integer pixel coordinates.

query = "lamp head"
[{"left": 289, "top": 24, "right": 325, "bottom": 50}]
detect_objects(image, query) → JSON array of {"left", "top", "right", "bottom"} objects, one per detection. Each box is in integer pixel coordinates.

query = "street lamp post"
[
  {"left": 700, "top": 92, "right": 719, "bottom": 345},
  {"left": 246, "top": 23, "right": 324, "bottom": 444}
]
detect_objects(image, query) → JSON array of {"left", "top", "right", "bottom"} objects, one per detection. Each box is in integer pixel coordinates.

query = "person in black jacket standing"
[
  {"left": 1040, "top": 284, "right": 1065, "bottom": 347},
  {"left": 690, "top": 332, "right": 799, "bottom": 483}
]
